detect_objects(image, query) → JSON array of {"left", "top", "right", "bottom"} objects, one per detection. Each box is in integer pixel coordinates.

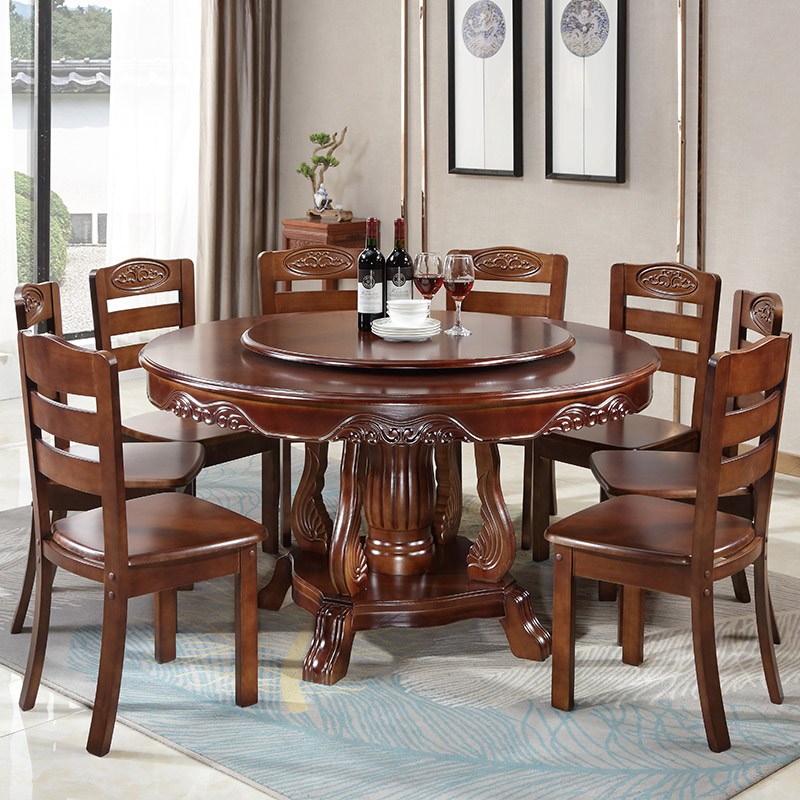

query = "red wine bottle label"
[
  {"left": 358, "top": 274, "right": 382, "bottom": 313},
  {"left": 387, "top": 271, "right": 412, "bottom": 301}
]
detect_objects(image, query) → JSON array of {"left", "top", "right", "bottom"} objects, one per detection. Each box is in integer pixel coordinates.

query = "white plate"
[{"left": 371, "top": 317, "right": 441, "bottom": 342}]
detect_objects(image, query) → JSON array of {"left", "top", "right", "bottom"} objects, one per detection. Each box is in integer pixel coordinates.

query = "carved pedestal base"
[{"left": 259, "top": 538, "right": 551, "bottom": 685}]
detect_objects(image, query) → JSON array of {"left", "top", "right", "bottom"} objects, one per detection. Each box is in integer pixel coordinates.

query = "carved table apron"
[{"left": 141, "top": 312, "right": 659, "bottom": 684}]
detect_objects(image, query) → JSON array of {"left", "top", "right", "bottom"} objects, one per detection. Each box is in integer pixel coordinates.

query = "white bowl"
[{"left": 387, "top": 299, "right": 430, "bottom": 328}]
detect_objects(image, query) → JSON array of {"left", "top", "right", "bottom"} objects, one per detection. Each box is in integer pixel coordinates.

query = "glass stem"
[{"left": 455, "top": 300, "right": 462, "bottom": 329}]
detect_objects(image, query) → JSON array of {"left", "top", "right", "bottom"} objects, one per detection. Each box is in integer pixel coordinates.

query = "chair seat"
[
  {"left": 52, "top": 492, "right": 265, "bottom": 567},
  {"left": 544, "top": 494, "right": 754, "bottom": 566},
  {"left": 589, "top": 450, "right": 751, "bottom": 500},
  {"left": 122, "top": 410, "right": 266, "bottom": 464},
  {"left": 542, "top": 414, "right": 698, "bottom": 467},
  {"left": 70, "top": 441, "right": 205, "bottom": 488}
]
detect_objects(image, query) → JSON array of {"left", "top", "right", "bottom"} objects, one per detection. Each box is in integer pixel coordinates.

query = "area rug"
[{"left": 1, "top": 454, "right": 800, "bottom": 800}]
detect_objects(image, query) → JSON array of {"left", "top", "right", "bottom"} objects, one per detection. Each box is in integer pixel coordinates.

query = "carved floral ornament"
[
  {"left": 475, "top": 250, "right": 543, "bottom": 278},
  {"left": 110, "top": 261, "right": 170, "bottom": 293},
  {"left": 285, "top": 248, "right": 352, "bottom": 277},
  {"left": 22, "top": 285, "right": 46, "bottom": 319},
  {"left": 750, "top": 296, "right": 775, "bottom": 334},
  {"left": 636, "top": 265, "right": 698, "bottom": 298}
]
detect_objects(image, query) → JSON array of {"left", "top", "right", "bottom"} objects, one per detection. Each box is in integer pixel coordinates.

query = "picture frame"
[
  {"left": 545, "top": 0, "right": 626, "bottom": 183},
  {"left": 448, "top": 0, "right": 522, "bottom": 177}
]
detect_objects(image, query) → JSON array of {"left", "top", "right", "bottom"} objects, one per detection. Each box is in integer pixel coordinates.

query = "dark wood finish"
[
  {"left": 281, "top": 217, "right": 366, "bottom": 251},
  {"left": 545, "top": 333, "right": 791, "bottom": 752},
  {"left": 89, "top": 258, "right": 281, "bottom": 551},
  {"left": 532, "top": 262, "right": 722, "bottom": 564},
  {"left": 243, "top": 311, "right": 575, "bottom": 370},
  {"left": 10, "top": 283, "right": 205, "bottom": 635},
  {"left": 258, "top": 245, "right": 360, "bottom": 547},
  {"left": 141, "top": 311, "right": 660, "bottom": 684},
  {"left": 447, "top": 246, "right": 569, "bottom": 554},
  {"left": 590, "top": 288, "right": 784, "bottom": 626},
  {"left": 17, "top": 332, "right": 265, "bottom": 756}
]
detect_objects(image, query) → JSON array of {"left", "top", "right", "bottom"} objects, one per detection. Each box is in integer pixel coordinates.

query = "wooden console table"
[{"left": 281, "top": 217, "right": 367, "bottom": 251}]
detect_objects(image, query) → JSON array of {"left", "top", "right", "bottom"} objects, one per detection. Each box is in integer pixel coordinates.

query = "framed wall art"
[
  {"left": 545, "top": 0, "right": 626, "bottom": 182},
  {"left": 448, "top": 0, "right": 522, "bottom": 176}
]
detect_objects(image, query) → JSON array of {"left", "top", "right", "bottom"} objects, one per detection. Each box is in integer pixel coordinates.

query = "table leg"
[
  {"left": 293, "top": 442, "right": 333, "bottom": 554},
  {"left": 468, "top": 442, "right": 516, "bottom": 582},
  {"left": 302, "top": 600, "right": 355, "bottom": 685},
  {"left": 433, "top": 442, "right": 462, "bottom": 544}
]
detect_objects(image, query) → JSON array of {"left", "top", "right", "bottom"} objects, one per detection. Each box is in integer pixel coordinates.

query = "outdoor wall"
[{"left": 276, "top": 0, "right": 800, "bottom": 455}]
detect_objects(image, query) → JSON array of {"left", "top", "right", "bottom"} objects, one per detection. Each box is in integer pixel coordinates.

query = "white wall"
[{"left": 277, "top": 0, "right": 799, "bottom": 454}]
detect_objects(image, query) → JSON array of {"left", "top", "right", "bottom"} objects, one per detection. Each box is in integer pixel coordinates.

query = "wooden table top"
[{"left": 141, "top": 311, "right": 660, "bottom": 444}]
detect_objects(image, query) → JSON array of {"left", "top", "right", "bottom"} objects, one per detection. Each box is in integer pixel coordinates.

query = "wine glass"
[
  {"left": 412, "top": 252, "right": 444, "bottom": 316},
  {"left": 442, "top": 253, "right": 475, "bottom": 336}
]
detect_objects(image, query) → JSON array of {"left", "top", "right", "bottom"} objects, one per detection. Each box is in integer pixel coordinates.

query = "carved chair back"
[
  {"left": 15, "top": 281, "right": 63, "bottom": 335},
  {"left": 611, "top": 262, "right": 721, "bottom": 431},
  {"left": 90, "top": 258, "right": 195, "bottom": 371},
  {"left": 446, "top": 247, "right": 568, "bottom": 320},
  {"left": 258, "top": 246, "right": 358, "bottom": 315}
]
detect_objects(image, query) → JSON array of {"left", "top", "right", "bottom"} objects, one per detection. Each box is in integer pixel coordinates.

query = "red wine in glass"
[
  {"left": 443, "top": 278, "right": 474, "bottom": 302},
  {"left": 414, "top": 274, "right": 444, "bottom": 298}
]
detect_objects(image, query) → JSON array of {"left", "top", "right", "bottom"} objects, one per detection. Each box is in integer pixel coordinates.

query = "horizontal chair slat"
[
  {"left": 722, "top": 392, "right": 780, "bottom": 449},
  {"left": 275, "top": 291, "right": 356, "bottom": 314},
  {"left": 36, "top": 439, "right": 103, "bottom": 496},
  {"left": 464, "top": 290, "right": 550, "bottom": 317},
  {"left": 719, "top": 439, "right": 774, "bottom": 495},
  {"left": 111, "top": 343, "right": 146, "bottom": 372},
  {"left": 626, "top": 307, "right": 702, "bottom": 342},
  {"left": 30, "top": 392, "right": 99, "bottom": 446},
  {"left": 24, "top": 334, "right": 97, "bottom": 396},
  {"left": 727, "top": 337, "right": 790, "bottom": 397},
  {"left": 654, "top": 346, "right": 697, "bottom": 378},
  {"left": 107, "top": 304, "right": 182, "bottom": 337}
]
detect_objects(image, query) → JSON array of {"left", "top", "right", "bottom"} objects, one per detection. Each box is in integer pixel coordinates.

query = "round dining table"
[{"left": 141, "top": 310, "right": 659, "bottom": 685}]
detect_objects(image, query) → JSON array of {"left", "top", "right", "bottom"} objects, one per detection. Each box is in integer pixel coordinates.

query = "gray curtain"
[{"left": 197, "top": 0, "right": 279, "bottom": 322}]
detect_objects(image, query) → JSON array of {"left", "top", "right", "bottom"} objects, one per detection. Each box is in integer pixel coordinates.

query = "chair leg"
[
  {"left": 530, "top": 439, "right": 551, "bottom": 562},
  {"left": 690, "top": 588, "right": 730, "bottom": 752},
  {"left": 521, "top": 441, "right": 533, "bottom": 550},
  {"left": 261, "top": 441, "right": 281, "bottom": 554},
  {"left": 620, "top": 586, "right": 645, "bottom": 666},
  {"left": 753, "top": 554, "right": 783, "bottom": 704},
  {"left": 235, "top": 546, "right": 259, "bottom": 707},
  {"left": 19, "top": 558, "right": 56, "bottom": 711},
  {"left": 86, "top": 593, "right": 129, "bottom": 756},
  {"left": 769, "top": 591, "right": 781, "bottom": 645},
  {"left": 730, "top": 569, "right": 751, "bottom": 603},
  {"left": 11, "top": 510, "right": 37, "bottom": 634},
  {"left": 154, "top": 589, "right": 178, "bottom": 664},
  {"left": 551, "top": 546, "right": 576, "bottom": 711},
  {"left": 281, "top": 440, "right": 292, "bottom": 548},
  {"left": 548, "top": 459, "right": 557, "bottom": 516}
]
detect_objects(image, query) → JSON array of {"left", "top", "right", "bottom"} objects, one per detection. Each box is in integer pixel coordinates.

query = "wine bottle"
[
  {"left": 385, "top": 217, "right": 414, "bottom": 310},
  {"left": 357, "top": 217, "right": 385, "bottom": 331}
]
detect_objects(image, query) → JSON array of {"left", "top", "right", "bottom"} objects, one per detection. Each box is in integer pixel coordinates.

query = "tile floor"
[{"left": 1, "top": 374, "right": 798, "bottom": 798}]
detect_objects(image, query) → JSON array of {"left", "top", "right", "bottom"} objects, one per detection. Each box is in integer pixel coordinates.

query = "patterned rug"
[{"left": 1, "top": 454, "right": 799, "bottom": 800}]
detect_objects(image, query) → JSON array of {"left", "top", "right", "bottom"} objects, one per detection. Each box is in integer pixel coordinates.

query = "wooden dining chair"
[
  {"left": 530, "top": 262, "right": 721, "bottom": 569},
  {"left": 446, "top": 246, "right": 569, "bottom": 550},
  {"left": 545, "top": 332, "right": 791, "bottom": 752},
  {"left": 589, "top": 289, "right": 784, "bottom": 609},
  {"left": 11, "top": 282, "right": 205, "bottom": 635},
  {"left": 257, "top": 244, "right": 359, "bottom": 547},
  {"left": 17, "top": 330, "right": 265, "bottom": 756},
  {"left": 89, "top": 258, "right": 281, "bottom": 551}
]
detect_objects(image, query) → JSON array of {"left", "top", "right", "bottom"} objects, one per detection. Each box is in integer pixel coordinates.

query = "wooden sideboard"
[{"left": 281, "top": 217, "right": 368, "bottom": 251}]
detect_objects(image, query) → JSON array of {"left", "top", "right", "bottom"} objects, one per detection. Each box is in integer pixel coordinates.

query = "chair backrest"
[
  {"left": 258, "top": 245, "right": 358, "bottom": 315},
  {"left": 730, "top": 289, "right": 783, "bottom": 349},
  {"left": 446, "top": 247, "right": 568, "bottom": 320},
  {"left": 693, "top": 333, "right": 791, "bottom": 565},
  {"left": 611, "top": 262, "right": 721, "bottom": 430},
  {"left": 15, "top": 282, "right": 63, "bottom": 335},
  {"left": 18, "top": 331, "right": 129, "bottom": 572},
  {"left": 90, "top": 258, "right": 195, "bottom": 371}
]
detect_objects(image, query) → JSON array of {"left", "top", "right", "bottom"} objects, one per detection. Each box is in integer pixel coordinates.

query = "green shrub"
[{"left": 15, "top": 172, "right": 71, "bottom": 284}]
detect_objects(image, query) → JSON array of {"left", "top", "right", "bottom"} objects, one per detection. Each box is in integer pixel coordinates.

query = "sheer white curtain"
[
  {"left": 106, "top": 0, "right": 201, "bottom": 265},
  {"left": 1, "top": 9, "right": 20, "bottom": 399}
]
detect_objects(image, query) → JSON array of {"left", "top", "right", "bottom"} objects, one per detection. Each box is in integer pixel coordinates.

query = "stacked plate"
[{"left": 371, "top": 316, "right": 441, "bottom": 342}]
